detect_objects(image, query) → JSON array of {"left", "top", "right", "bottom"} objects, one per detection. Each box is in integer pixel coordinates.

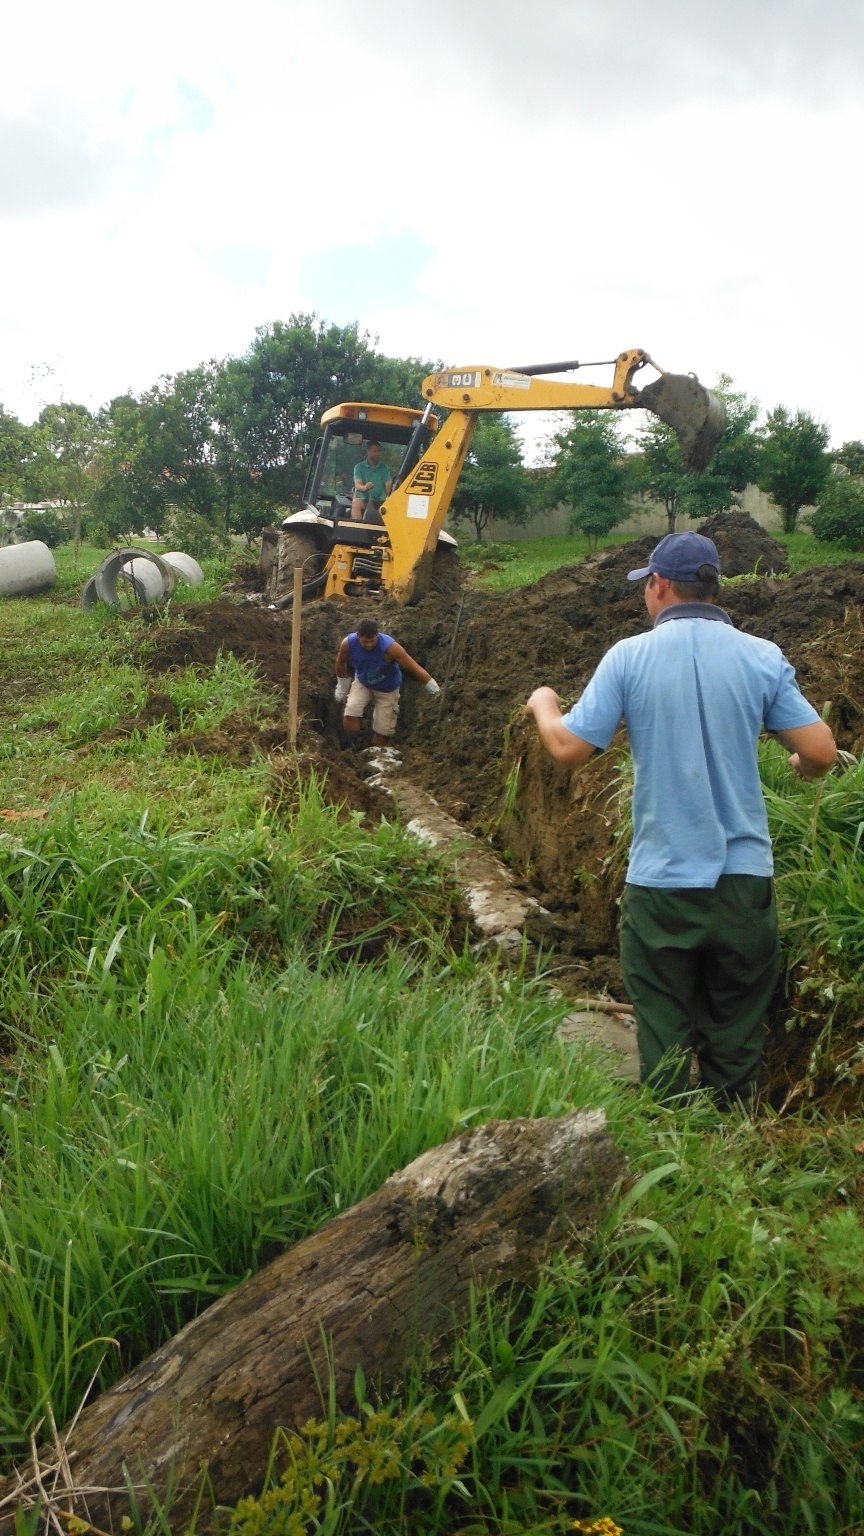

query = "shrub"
[
  {"left": 166, "top": 508, "right": 230, "bottom": 560},
  {"left": 15, "top": 509, "right": 70, "bottom": 548},
  {"left": 808, "top": 474, "right": 864, "bottom": 550}
]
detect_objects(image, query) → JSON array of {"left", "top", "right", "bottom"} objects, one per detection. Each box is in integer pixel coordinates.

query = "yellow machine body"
[{"left": 260, "top": 349, "right": 723, "bottom": 609}]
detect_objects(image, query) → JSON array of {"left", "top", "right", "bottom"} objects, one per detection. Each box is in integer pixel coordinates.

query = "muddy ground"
[{"left": 132, "top": 512, "right": 864, "bottom": 1106}]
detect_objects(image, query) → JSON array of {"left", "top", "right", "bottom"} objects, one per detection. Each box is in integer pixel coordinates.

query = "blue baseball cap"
[{"left": 627, "top": 531, "right": 721, "bottom": 583}]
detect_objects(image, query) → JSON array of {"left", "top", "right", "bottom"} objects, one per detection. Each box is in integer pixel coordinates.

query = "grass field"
[
  {"left": 0, "top": 537, "right": 862, "bottom": 1535},
  {"left": 463, "top": 528, "right": 854, "bottom": 591}
]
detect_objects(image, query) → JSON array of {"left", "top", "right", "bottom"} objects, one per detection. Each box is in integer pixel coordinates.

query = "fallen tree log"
[{"left": 1, "top": 1108, "right": 625, "bottom": 1533}]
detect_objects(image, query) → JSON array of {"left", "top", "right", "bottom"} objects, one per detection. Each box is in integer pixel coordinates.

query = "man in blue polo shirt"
[{"left": 524, "top": 531, "right": 837, "bottom": 1105}]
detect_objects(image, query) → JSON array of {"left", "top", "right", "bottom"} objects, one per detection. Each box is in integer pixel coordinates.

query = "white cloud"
[{"left": 1, "top": 0, "right": 862, "bottom": 449}]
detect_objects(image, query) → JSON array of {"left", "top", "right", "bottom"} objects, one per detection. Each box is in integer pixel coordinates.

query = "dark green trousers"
[{"left": 619, "top": 876, "right": 781, "bottom": 1105}]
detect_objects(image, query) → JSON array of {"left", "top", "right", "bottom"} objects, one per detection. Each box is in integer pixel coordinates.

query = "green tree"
[
  {"left": 634, "top": 375, "right": 761, "bottom": 533},
  {"left": 28, "top": 403, "right": 97, "bottom": 557},
  {"left": 353, "top": 348, "right": 435, "bottom": 409},
  {"left": 89, "top": 393, "right": 172, "bottom": 543},
  {"left": 90, "top": 365, "right": 228, "bottom": 543},
  {"left": 449, "top": 416, "right": 528, "bottom": 540},
  {"left": 809, "top": 472, "right": 864, "bottom": 550},
  {"left": 832, "top": 440, "right": 864, "bottom": 477},
  {"left": 86, "top": 323, "right": 436, "bottom": 547},
  {"left": 758, "top": 406, "right": 831, "bottom": 534},
  {"left": 0, "top": 404, "right": 28, "bottom": 506},
  {"left": 544, "top": 411, "right": 632, "bottom": 546},
  {"left": 221, "top": 316, "right": 376, "bottom": 516}
]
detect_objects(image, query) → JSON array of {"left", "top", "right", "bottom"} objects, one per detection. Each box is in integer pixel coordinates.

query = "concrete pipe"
[
  {"left": 93, "top": 548, "right": 175, "bottom": 607},
  {"left": 80, "top": 575, "right": 100, "bottom": 611},
  {"left": 161, "top": 551, "right": 204, "bottom": 586},
  {"left": 120, "top": 556, "right": 175, "bottom": 603},
  {"left": 0, "top": 540, "right": 57, "bottom": 597}
]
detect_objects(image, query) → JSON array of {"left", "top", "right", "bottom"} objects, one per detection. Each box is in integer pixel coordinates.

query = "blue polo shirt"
[{"left": 561, "top": 605, "right": 820, "bottom": 888}]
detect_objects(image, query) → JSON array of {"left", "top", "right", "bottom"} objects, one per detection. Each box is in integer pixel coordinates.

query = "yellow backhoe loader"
[{"left": 257, "top": 348, "right": 723, "bottom": 609}]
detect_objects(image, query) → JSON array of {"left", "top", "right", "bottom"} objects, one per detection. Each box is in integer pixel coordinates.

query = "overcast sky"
[{"left": 2, "top": 0, "right": 862, "bottom": 459}]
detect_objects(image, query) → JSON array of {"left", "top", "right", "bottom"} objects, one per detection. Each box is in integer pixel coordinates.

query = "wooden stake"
[{"left": 288, "top": 565, "right": 303, "bottom": 749}]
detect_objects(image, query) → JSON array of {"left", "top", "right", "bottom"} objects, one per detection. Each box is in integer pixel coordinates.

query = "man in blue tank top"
[
  {"left": 334, "top": 617, "right": 440, "bottom": 745},
  {"left": 524, "top": 532, "right": 837, "bottom": 1106}
]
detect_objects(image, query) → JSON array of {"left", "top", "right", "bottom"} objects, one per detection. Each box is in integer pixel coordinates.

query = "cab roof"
[{"left": 320, "top": 402, "right": 439, "bottom": 435}]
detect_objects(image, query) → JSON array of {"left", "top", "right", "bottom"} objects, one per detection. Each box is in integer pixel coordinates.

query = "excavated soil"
[{"left": 130, "top": 513, "right": 864, "bottom": 1106}]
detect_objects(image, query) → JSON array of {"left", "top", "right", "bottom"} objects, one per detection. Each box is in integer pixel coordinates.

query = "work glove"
[
  {"left": 334, "top": 676, "right": 351, "bottom": 703},
  {"left": 424, "top": 678, "right": 441, "bottom": 698}
]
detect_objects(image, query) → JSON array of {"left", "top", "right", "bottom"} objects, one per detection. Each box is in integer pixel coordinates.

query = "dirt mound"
[{"left": 591, "top": 511, "right": 788, "bottom": 583}]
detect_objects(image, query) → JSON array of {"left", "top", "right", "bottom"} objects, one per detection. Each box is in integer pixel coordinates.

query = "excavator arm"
[{"left": 375, "top": 349, "right": 723, "bottom": 602}]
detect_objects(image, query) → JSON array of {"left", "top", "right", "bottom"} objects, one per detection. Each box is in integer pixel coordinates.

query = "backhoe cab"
[
  {"left": 257, "top": 401, "right": 455, "bottom": 610},
  {"left": 258, "top": 349, "right": 723, "bottom": 609}
]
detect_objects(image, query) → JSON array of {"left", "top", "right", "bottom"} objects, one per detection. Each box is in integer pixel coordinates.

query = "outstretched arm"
[
  {"left": 771, "top": 721, "right": 837, "bottom": 780},
  {"left": 525, "top": 687, "right": 598, "bottom": 768},
  {"left": 335, "top": 639, "right": 350, "bottom": 678},
  {"left": 385, "top": 641, "right": 431, "bottom": 684}
]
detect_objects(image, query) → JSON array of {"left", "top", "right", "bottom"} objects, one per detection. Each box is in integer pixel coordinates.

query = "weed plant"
[
  {"left": 760, "top": 742, "right": 864, "bottom": 977},
  {"left": 0, "top": 928, "right": 615, "bottom": 1460}
]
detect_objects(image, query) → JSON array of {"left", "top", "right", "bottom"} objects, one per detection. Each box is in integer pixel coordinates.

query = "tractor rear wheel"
[{"left": 265, "top": 530, "right": 327, "bottom": 604}]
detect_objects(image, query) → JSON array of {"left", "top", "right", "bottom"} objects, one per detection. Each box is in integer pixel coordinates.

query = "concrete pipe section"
[
  {"left": 80, "top": 548, "right": 205, "bottom": 610},
  {"left": 161, "top": 551, "right": 204, "bottom": 586},
  {"left": 80, "top": 548, "right": 176, "bottom": 610},
  {"left": 120, "top": 555, "right": 176, "bottom": 603},
  {"left": 0, "top": 540, "right": 57, "bottom": 597}
]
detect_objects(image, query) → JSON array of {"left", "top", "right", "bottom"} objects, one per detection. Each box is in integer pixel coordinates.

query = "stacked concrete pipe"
[{"left": 80, "top": 548, "right": 203, "bottom": 610}]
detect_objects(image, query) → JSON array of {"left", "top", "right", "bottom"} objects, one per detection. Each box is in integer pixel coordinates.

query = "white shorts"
[{"left": 343, "top": 680, "right": 400, "bottom": 736}]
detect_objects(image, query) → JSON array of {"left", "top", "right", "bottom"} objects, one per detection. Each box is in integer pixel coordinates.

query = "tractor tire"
[{"left": 266, "top": 530, "right": 326, "bottom": 605}]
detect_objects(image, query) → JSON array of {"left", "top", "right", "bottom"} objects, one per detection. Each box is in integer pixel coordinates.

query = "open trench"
[
  {"left": 360, "top": 741, "right": 640, "bottom": 1081},
  {"left": 137, "top": 513, "right": 864, "bottom": 1105}
]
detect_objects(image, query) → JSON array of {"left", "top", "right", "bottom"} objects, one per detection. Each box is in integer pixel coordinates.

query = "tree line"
[
  {"left": 453, "top": 378, "right": 864, "bottom": 550},
  {"left": 0, "top": 317, "right": 434, "bottom": 555},
  {"left": 2, "top": 316, "right": 864, "bottom": 554}
]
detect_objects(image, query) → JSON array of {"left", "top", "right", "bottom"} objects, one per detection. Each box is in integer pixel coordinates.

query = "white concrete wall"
[{"left": 471, "top": 484, "right": 799, "bottom": 543}]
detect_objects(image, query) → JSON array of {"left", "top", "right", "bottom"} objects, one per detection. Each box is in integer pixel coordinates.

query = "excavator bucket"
[{"left": 635, "top": 373, "right": 725, "bottom": 473}]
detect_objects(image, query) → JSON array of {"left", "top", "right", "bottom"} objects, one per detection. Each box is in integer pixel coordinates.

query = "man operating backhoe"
[
  {"left": 351, "top": 441, "right": 392, "bottom": 523},
  {"left": 524, "top": 531, "right": 837, "bottom": 1107}
]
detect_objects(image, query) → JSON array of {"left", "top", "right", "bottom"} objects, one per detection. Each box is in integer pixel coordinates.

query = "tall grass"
[
  {"left": 2, "top": 559, "right": 863, "bottom": 1535},
  {"left": 0, "top": 776, "right": 469, "bottom": 1014},
  {"left": 761, "top": 742, "right": 864, "bottom": 976},
  {"left": 223, "top": 1105, "right": 864, "bottom": 1536},
  {"left": 0, "top": 932, "right": 613, "bottom": 1460}
]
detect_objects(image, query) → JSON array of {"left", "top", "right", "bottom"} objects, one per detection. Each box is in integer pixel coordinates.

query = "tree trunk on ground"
[{"left": 0, "top": 1110, "right": 624, "bottom": 1534}]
